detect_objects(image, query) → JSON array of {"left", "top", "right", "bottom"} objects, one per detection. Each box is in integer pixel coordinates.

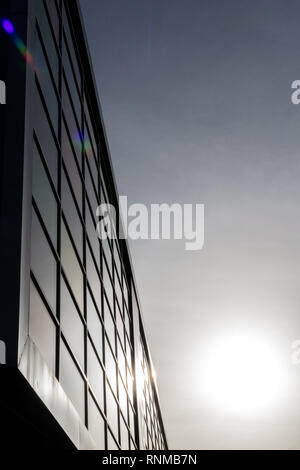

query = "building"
[{"left": 0, "top": 0, "right": 168, "bottom": 450}]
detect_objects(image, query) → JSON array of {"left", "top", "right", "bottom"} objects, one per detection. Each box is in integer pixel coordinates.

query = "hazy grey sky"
[{"left": 80, "top": 0, "right": 300, "bottom": 449}]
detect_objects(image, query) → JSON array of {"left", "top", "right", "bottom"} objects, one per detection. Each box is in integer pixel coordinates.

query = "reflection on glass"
[
  {"left": 87, "top": 340, "right": 104, "bottom": 410},
  {"left": 104, "top": 302, "right": 115, "bottom": 354},
  {"left": 60, "top": 278, "right": 84, "bottom": 369},
  {"left": 116, "top": 308, "right": 124, "bottom": 346},
  {"left": 84, "top": 125, "right": 98, "bottom": 191},
  {"left": 62, "top": 36, "right": 81, "bottom": 125},
  {"left": 129, "top": 403, "right": 135, "bottom": 436},
  {"left": 62, "top": 119, "right": 82, "bottom": 211},
  {"left": 107, "top": 430, "right": 118, "bottom": 450},
  {"left": 61, "top": 169, "right": 83, "bottom": 260},
  {"left": 60, "top": 341, "right": 85, "bottom": 422},
  {"left": 45, "top": 0, "right": 60, "bottom": 46},
  {"left": 86, "top": 201, "right": 99, "bottom": 262},
  {"left": 127, "top": 369, "right": 134, "bottom": 404},
  {"left": 61, "top": 221, "right": 83, "bottom": 312},
  {"left": 105, "top": 339, "right": 117, "bottom": 393},
  {"left": 120, "top": 416, "right": 129, "bottom": 450},
  {"left": 33, "top": 84, "right": 58, "bottom": 186},
  {"left": 35, "top": 32, "right": 58, "bottom": 134},
  {"left": 62, "top": 76, "right": 82, "bottom": 166},
  {"left": 32, "top": 141, "right": 57, "bottom": 247},
  {"left": 31, "top": 208, "right": 57, "bottom": 313},
  {"left": 102, "top": 237, "right": 112, "bottom": 275},
  {"left": 103, "top": 258, "right": 114, "bottom": 313},
  {"left": 85, "top": 163, "right": 99, "bottom": 215},
  {"left": 62, "top": 4, "right": 81, "bottom": 89},
  {"left": 36, "top": 0, "right": 59, "bottom": 83},
  {"left": 126, "top": 337, "right": 132, "bottom": 373},
  {"left": 106, "top": 383, "right": 119, "bottom": 442},
  {"left": 123, "top": 276, "right": 129, "bottom": 312},
  {"left": 86, "top": 247, "right": 101, "bottom": 310},
  {"left": 124, "top": 310, "right": 131, "bottom": 340},
  {"left": 118, "top": 374, "right": 128, "bottom": 422},
  {"left": 88, "top": 394, "right": 105, "bottom": 450},
  {"left": 115, "top": 275, "right": 123, "bottom": 316},
  {"left": 118, "top": 340, "right": 126, "bottom": 384},
  {"left": 29, "top": 280, "right": 56, "bottom": 373},
  {"left": 84, "top": 96, "right": 97, "bottom": 155},
  {"left": 87, "top": 290, "right": 103, "bottom": 360}
]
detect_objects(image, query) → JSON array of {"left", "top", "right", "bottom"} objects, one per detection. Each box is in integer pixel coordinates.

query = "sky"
[{"left": 80, "top": 0, "right": 300, "bottom": 449}]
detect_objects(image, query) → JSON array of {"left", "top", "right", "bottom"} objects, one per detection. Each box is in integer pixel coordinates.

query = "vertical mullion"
[
  {"left": 82, "top": 75, "right": 89, "bottom": 430},
  {"left": 99, "top": 131, "right": 107, "bottom": 448},
  {"left": 56, "top": 1, "right": 63, "bottom": 382}
]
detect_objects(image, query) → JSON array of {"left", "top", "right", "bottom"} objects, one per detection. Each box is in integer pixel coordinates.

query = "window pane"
[
  {"left": 123, "top": 276, "right": 129, "bottom": 312},
  {"left": 62, "top": 78, "right": 82, "bottom": 166},
  {"left": 124, "top": 310, "right": 131, "bottom": 341},
  {"left": 126, "top": 337, "right": 132, "bottom": 373},
  {"left": 33, "top": 84, "right": 58, "bottom": 186},
  {"left": 36, "top": 0, "right": 59, "bottom": 83},
  {"left": 86, "top": 247, "right": 101, "bottom": 310},
  {"left": 29, "top": 280, "right": 56, "bottom": 373},
  {"left": 107, "top": 430, "right": 119, "bottom": 450},
  {"left": 62, "top": 3, "right": 81, "bottom": 88},
  {"left": 61, "top": 278, "right": 85, "bottom": 370},
  {"left": 31, "top": 208, "right": 57, "bottom": 313},
  {"left": 45, "top": 0, "right": 60, "bottom": 46},
  {"left": 63, "top": 36, "right": 81, "bottom": 125},
  {"left": 84, "top": 96, "right": 97, "bottom": 156},
  {"left": 106, "top": 384, "right": 119, "bottom": 442},
  {"left": 87, "top": 340, "right": 104, "bottom": 411},
  {"left": 118, "top": 374, "right": 128, "bottom": 423},
  {"left": 87, "top": 290, "right": 103, "bottom": 360},
  {"left": 35, "top": 32, "right": 58, "bottom": 134},
  {"left": 86, "top": 201, "right": 99, "bottom": 264},
  {"left": 61, "top": 221, "right": 83, "bottom": 312},
  {"left": 114, "top": 242, "right": 122, "bottom": 283},
  {"left": 60, "top": 341, "right": 85, "bottom": 422},
  {"left": 85, "top": 163, "right": 99, "bottom": 215},
  {"left": 100, "top": 172, "right": 109, "bottom": 205},
  {"left": 116, "top": 308, "right": 124, "bottom": 347},
  {"left": 32, "top": 141, "right": 57, "bottom": 247},
  {"left": 61, "top": 169, "right": 83, "bottom": 260},
  {"left": 105, "top": 339, "right": 117, "bottom": 393},
  {"left": 104, "top": 300, "right": 115, "bottom": 354},
  {"left": 117, "top": 339, "right": 126, "bottom": 384},
  {"left": 62, "top": 119, "right": 82, "bottom": 212},
  {"left": 84, "top": 122, "right": 98, "bottom": 190},
  {"left": 130, "top": 438, "right": 137, "bottom": 450},
  {"left": 129, "top": 403, "right": 135, "bottom": 436},
  {"left": 115, "top": 274, "right": 123, "bottom": 314},
  {"left": 102, "top": 238, "right": 113, "bottom": 276},
  {"left": 88, "top": 394, "right": 105, "bottom": 450},
  {"left": 127, "top": 369, "right": 134, "bottom": 404},
  {"left": 103, "top": 259, "right": 114, "bottom": 313},
  {"left": 120, "top": 416, "right": 129, "bottom": 450}
]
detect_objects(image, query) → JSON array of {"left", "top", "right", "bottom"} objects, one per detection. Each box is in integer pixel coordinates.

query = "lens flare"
[
  {"left": 1, "top": 18, "right": 36, "bottom": 71},
  {"left": 74, "top": 131, "right": 93, "bottom": 156},
  {"left": 1, "top": 18, "right": 14, "bottom": 35}
]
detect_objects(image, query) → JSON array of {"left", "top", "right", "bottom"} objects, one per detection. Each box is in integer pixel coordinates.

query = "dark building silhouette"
[{"left": 0, "top": 0, "right": 167, "bottom": 450}]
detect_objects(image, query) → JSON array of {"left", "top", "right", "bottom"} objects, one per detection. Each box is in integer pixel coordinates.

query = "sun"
[{"left": 201, "top": 330, "right": 286, "bottom": 416}]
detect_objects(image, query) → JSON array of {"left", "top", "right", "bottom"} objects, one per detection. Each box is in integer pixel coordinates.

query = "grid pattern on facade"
[
  {"left": 139, "top": 339, "right": 167, "bottom": 450},
  {"left": 28, "top": 0, "right": 137, "bottom": 450}
]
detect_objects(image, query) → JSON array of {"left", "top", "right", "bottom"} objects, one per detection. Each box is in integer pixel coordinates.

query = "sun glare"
[{"left": 201, "top": 330, "right": 286, "bottom": 416}]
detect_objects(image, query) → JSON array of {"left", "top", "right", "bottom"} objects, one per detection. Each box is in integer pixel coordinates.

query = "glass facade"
[
  {"left": 25, "top": 0, "right": 167, "bottom": 450},
  {"left": 139, "top": 338, "right": 166, "bottom": 450}
]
